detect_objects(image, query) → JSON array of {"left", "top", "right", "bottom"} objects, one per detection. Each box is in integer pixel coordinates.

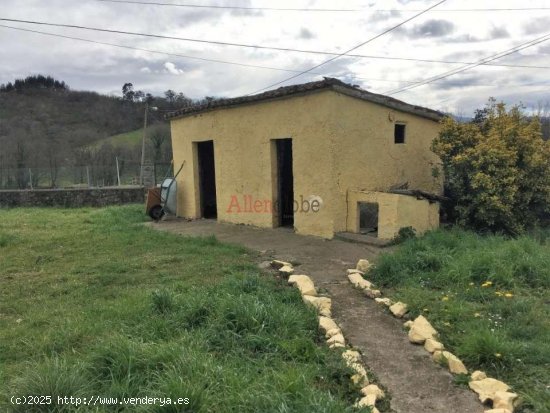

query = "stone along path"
[{"left": 151, "top": 219, "right": 483, "bottom": 413}]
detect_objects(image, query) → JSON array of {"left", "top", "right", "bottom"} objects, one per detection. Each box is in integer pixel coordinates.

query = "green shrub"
[
  {"left": 390, "top": 226, "right": 416, "bottom": 244},
  {"left": 432, "top": 100, "right": 550, "bottom": 234}
]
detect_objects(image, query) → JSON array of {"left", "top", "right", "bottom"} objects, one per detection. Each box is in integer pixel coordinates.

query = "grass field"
[
  {"left": 370, "top": 229, "right": 550, "bottom": 413},
  {"left": 0, "top": 206, "right": 366, "bottom": 412},
  {"left": 91, "top": 128, "right": 143, "bottom": 149}
]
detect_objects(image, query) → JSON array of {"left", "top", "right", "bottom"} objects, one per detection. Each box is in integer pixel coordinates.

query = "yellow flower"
[
  {"left": 474, "top": 312, "right": 481, "bottom": 318},
  {"left": 504, "top": 292, "right": 514, "bottom": 298},
  {"left": 469, "top": 282, "right": 475, "bottom": 286},
  {"left": 495, "top": 353, "right": 502, "bottom": 358},
  {"left": 442, "top": 296, "right": 449, "bottom": 301},
  {"left": 495, "top": 291, "right": 504, "bottom": 296},
  {"left": 481, "top": 281, "right": 493, "bottom": 288},
  {"left": 423, "top": 308, "right": 429, "bottom": 312}
]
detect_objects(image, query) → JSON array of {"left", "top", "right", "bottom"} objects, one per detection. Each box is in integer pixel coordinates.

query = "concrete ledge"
[
  {"left": 335, "top": 232, "right": 392, "bottom": 247},
  {"left": 0, "top": 187, "right": 146, "bottom": 208}
]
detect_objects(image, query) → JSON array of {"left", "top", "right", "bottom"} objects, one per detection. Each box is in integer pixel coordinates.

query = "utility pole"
[
  {"left": 139, "top": 103, "right": 158, "bottom": 186},
  {"left": 140, "top": 103, "right": 149, "bottom": 186}
]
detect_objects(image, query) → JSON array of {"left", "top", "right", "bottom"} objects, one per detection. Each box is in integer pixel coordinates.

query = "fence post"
[
  {"left": 28, "top": 168, "right": 33, "bottom": 190},
  {"left": 86, "top": 166, "right": 91, "bottom": 188},
  {"left": 116, "top": 157, "right": 121, "bottom": 187}
]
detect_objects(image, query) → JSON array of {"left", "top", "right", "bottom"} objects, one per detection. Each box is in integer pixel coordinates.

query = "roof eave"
[
  {"left": 165, "top": 79, "right": 444, "bottom": 122},
  {"left": 330, "top": 85, "right": 444, "bottom": 122},
  {"left": 165, "top": 86, "right": 331, "bottom": 121}
]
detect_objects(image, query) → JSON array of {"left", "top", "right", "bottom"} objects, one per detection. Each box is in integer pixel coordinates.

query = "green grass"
[
  {"left": 90, "top": 128, "right": 143, "bottom": 149},
  {"left": 370, "top": 228, "right": 550, "bottom": 413},
  {"left": 0, "top": 206, "right": 367, "bottom": 412}
]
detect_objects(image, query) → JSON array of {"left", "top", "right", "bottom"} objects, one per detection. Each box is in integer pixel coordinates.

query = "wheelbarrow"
[{"left": 145, "top": 162, "right": 184, "bottom": 221}]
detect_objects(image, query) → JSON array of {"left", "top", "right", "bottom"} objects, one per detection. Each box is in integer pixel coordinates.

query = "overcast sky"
[{"left": 1, "top": 0, "right": 549, "bottom": 115}]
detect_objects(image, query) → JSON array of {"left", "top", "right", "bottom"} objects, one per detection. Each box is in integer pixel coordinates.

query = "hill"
[
  {"left": 0, "top": 75, "right": 190, "bottom": 188},
  {"left": 92, "top": 128, "right": 144, "bottom": 149}
]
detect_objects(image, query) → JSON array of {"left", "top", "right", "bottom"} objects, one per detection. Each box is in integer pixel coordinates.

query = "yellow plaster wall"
[
  {"left": 170, "top": 90, "right": 338, "bottom": 238},
  {"left": 170, "top": 89, "right": 442, "bottom": 239},
  {"left": 329, "top": 92, "right": 443, "bottom": 234},
  {"left": 347, "top": 190, "right": 440, "bottom": 239}
]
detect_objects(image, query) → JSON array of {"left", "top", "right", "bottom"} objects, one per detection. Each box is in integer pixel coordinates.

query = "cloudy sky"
[{"left": 1, "top": 0, "right": 549, "bottom": 115}]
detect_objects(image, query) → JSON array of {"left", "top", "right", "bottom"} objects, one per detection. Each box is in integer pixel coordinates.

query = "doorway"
[
  {"left": 275, "top": 139, "right": 294, "bottom": 227},
  {"left": 358, "top": 202, "right": 379, "bottom": 236},
  {"left": 197, "top": 140, "right": 217, "bottom": 219}
]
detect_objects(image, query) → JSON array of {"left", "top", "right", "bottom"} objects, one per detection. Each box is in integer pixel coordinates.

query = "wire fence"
[{"left": 0, "top": 162, "right": 173, "bottom": 190}]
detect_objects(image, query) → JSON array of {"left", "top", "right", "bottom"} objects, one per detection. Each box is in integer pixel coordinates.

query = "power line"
[
  {"left": 428, "top": 81, "right": 550, "bottom": 108},
  {"left": 0, "top": 23, "right": 448, "bottom": 85},
  {"left": 385, "top": 33, "right": 550, "bottom": 95},
  {"left": 352, "top": 74, "right": 550, "bottom": 88},
  {"left": 370, "top": 7, "right": 550, "bottom": 12},
  {"left": 96, "top": 0, "right": 359, "bottom": 12},
  {"left": 0, "top": 24, "right": 308, "bottom": 73},
  {"left": 0, "top": 24, "right": 461, "bottom": 84},
  {"left": 2, "top": 24, "right": 545, "bottom": 92},
  {"left": 247, "top": 0, "right": 448, "bottom": 95},
  {"left": 0, "top": 18, "right": 547, "bottom": 70},
  {"left": 96, "top": 2, "right": 550, "bottom": 13}
]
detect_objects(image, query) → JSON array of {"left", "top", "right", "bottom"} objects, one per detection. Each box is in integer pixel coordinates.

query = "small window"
[{"left": 394, "top": 123, "right": 406, "bottom": 144}]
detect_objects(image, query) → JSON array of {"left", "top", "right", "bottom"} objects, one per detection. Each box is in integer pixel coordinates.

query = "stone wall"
[{"left": 0, "top": 187, "right": 146, "bottom": 208}]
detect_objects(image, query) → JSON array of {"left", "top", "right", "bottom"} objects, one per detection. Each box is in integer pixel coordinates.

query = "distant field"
[
  {"left": 90, "top": 128, "right": 143, "bottom": 149},
  {"left": 0, "top": 206, "right": 365, "bottom": 413},
  {"left": 370, "top": 229, "right": 550, "bottom": 413}
]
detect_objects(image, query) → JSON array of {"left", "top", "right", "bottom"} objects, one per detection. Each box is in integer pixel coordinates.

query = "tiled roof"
[{"left": 165, "top": 77, "right": 444, "bottom": 122}]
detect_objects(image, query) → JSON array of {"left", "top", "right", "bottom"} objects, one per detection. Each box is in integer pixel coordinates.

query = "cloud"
[
  {"left": 395, "top": 19, "right": 455, "bottom": 38},
  {"left": 412, "top": 19, "right": 454, "bottom": 37},
  {"left": 430, "top": 75, "right": 485, "bottom": 90},
  {"left": 366, "top": 10, "right": 402, "bottom": 23},
  {"left": 536, "top": 43, "right": 550, "bottom": 55},
  {"left": 298, "top": 27, "right": 315, "bottom": 39},
  {"left": 446, "top": 33, "right": 482, "bottom": 43},
  {"left": 0, "top": 0, "right": 547, "bottom": 116},
  {"left": 523, "top": 17, "right": 550, "bottom": 35},
  {"left": 442, "top": 50, "right": 487, "bottom": 62},
  {"left": 396, "top": 0, "right": 424, "bottom": 4},
  {"left": 163, "top": 62, "right": 185, "bottom": 75},
  {"left": 489, "top": 26, "right": 510, "bottom": 39}
]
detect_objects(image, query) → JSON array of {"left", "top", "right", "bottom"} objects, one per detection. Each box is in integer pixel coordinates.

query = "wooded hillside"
[{"left": 0, "top": 75, "right": 197, "bottom": 188}]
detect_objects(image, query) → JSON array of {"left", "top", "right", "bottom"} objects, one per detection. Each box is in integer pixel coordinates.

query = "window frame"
[{"left": 394, "top": 122, "right": 406, "bottom": 144}]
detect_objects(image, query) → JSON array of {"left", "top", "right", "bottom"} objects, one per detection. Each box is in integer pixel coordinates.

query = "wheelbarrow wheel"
[{"left": 149, "top": 205, "right": 165, "bottom": 221}]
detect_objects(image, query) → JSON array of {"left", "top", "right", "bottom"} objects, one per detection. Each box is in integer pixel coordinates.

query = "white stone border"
[
  {"left": 348, "top": 259, "right": 519, "bottom": 413},
  {"left": 273, "top": 260, "right": 387, "bottom": 412}
]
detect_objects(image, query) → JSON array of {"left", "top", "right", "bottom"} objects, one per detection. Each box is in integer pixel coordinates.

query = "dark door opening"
[
  {"left": 276, "top": 139, "right": 294, "bottom": 227},
  {"left": 359, "top": 202, "right": 379, "bottom": 237},
  {"left": 197, "top": 140, "right": 217, "bottom": 219}
]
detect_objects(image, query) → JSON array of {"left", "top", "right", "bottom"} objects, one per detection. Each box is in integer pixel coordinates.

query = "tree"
[
  {"left": 149, "top": 124, "right": 169, "bottom": 162},
  {"left": 1, "top": 75, "right": 68, "bottom": 92},
  {"left": 122, "top": 83, "right": 135, "bottom": 102},
  {"left": 432, "top": 99, "right": 550, "bottom": 234},
  {"left": 164, "top": 89, "right": 176, "bottom": 104},
  {"left": 133, "top": 90, "right": 145, "bottom": 102}
]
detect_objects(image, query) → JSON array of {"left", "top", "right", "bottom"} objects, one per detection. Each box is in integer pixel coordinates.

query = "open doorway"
[
  {"left": 275, "top": 139, "right": 294, "bottom": 227},
  {"left": 359, "top": 202, "right": 379, "bottom": 236},
  {"left": 197, "top": 140, "right": 217, "bottom": 219}
]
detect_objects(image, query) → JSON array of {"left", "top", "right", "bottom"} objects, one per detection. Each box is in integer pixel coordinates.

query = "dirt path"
[{"left": 150, "top": 218, "right": 483, "bottom": 413}]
